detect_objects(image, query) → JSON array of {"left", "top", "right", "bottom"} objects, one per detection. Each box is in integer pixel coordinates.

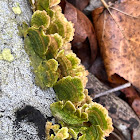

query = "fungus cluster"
[{"left": 20, "top": 0, "right": 113, "bottom": 139}]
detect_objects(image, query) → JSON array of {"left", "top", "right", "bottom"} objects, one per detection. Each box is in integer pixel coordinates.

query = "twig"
[
  {"left": 94, "top": 82, "right": 131, "bottom": 99},
  {"left": 100, "top": 0, "right": 110, "bottom": 9},
  {"left": 110, "top": 7, "right": 139, "bottom": 19}
]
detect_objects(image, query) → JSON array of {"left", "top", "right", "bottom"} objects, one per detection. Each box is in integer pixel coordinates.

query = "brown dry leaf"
[
  {"left": 61, "top": 0, "right": 98, "bottom": 68},
  {"left": 92, "top": 0, "right": 140, "bottom": 90},
  {"left": 89, "top": 55, "right": 109, "bottom": 83},
  {"left": 132, "top": 99, "right": 140, "bottom": 117},
  {"left": 121, "top": 86, "right": 140, "bottom": 117},
  {"left": 72, "top": 39, "right": 92, "bottom": 68}
]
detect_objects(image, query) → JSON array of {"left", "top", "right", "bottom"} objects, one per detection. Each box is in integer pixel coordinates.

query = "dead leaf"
[
  {"left": 89, "top": 55, "right": 109, "bottom": 83},
  {"left": 121, "top": 86, "right": 140, "bottom": 117},
  {"left": 121, "top": 87, "right": 139, "bottom": 102},
  {"left": 132, "top": 99, "right": 140, "bottom": 117},
  {"left": 92, "top": 0, "right": 140, "bottom": 90},
  {"left": 84, "top": 0, "right": 117, "bottom": 14},
  {"left": 66, "top": 0, "right": 90, "bottom": 11},
  {"left": 72, "top": 39, "right": 92, "bottom": 68},
  {"left": 61, "top": 0, "right": 98, "bottom": 68}
]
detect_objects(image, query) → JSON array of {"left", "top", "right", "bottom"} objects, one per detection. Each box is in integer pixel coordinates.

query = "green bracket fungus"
[
  {"left": 46, "top": 34, "right": 63, "bottom": 60},
  {"left": 46, "top": 122, "right": 73, "bottom": 140},
  {"left": 50, "top": 101, "right": 88, "bottom": 125},
  {"left": 78, "top": 125, "right": 104, "bottom": 140},
  {"left": 54, "top": 127, "right": 69, "bottom": 140},
  {"left": 32, "top": 0, "right": 60, "bottom": 11},
  {"left": 85, "top": 103, "right": 113, "bottom": 137},
  {"left": 53, "top": 76, "right": 85, "bottom": 103},
  {"left": 56, "top": 50, "right": 88, "bottom": 87},
  {"left": 50, "top": 101, "right": 113, "bottom": 140},
  {"left": 35, "top": 59, "right": 59, "bottom": 88},
  {"left": 28, "top": 27, "right": 51, "bottom": 59},
  {"left": 31, "top": 10, "right": 50, "bottom": 29},
  {"left": 22, "top": 0, "right": 114, "bottom": 139}
]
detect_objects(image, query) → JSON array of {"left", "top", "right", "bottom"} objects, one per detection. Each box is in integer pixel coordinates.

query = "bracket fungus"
[{"left": 21, "top": 0, "right": 114, "bottom": 139}]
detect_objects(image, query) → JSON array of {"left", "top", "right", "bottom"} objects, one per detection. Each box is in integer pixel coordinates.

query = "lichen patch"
[
  {"left": 0, "top": 48, "right": 14, "bottom": 62},
  {"left": 12, "top": 3, "right": 22, "bottom": 15}
]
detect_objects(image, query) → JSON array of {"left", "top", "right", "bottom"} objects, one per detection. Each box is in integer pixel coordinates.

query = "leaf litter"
[{"left": 61, "top": 0, "right": 140, "bottom": 139}]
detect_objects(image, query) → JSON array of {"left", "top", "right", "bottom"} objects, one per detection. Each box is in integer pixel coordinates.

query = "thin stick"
[
  {"left": 101, "top": 0, "right": 138, "bottom": 18},
  {"left": 100, "top": 0, "right": 110, "bottom": 9},
  {"left": 94, "top": 82, "right": 131, "bottom": 99},
  {"left": 110, "top": 7, "right": 139, "bottom": 19}
]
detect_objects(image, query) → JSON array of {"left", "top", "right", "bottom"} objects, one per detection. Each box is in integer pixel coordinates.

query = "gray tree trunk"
[
  {"left": 0, "top": 0, "right": 55, "bottom": 139},
  {"left": 1, "top": 0, "right": 140, "bottom": 140}
]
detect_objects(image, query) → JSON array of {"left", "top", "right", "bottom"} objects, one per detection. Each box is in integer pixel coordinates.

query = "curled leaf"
[
  {"left": 92, "top": 0, "right": 140, "bottom": 89},
  {"left": 66, "top": 0, "right": 89, "bottom": 11}
]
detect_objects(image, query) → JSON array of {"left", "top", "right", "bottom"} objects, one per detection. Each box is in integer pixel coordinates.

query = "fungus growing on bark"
[{"left": 21, "top": 0, "right": 114, "bottom": 139}]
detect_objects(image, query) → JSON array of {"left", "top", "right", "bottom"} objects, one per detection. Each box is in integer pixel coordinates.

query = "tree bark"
[{"left": 0, "top": 0, "right": 55, "bottom": 139}]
